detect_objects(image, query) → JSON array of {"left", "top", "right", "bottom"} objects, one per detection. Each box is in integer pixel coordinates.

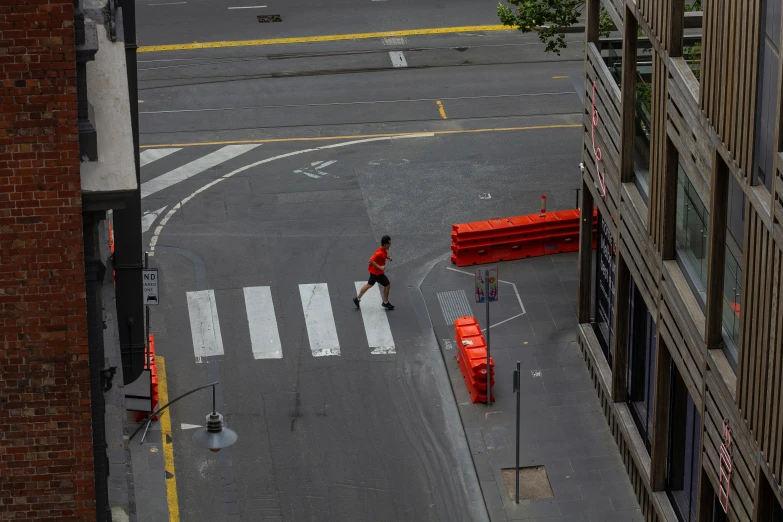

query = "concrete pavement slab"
[{"left": 421, "top": 253, "right": 642, "bottom": 521}]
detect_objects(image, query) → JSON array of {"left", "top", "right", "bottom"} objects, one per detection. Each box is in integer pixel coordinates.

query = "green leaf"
[{"left": 497, "top": 0, "right": 586, "bottom": 54}]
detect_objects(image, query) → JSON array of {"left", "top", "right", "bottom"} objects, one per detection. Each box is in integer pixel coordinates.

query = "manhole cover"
[
  {"left": 501, "top": 466, "right": 554, "bottom": 501},
  {"left": 258, "top": 14, "right": 282, "bottom": 23}
]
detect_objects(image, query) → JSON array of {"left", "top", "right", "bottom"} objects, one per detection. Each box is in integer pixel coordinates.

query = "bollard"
[{"left": 540, "top": 195, "right": 546, "bottom": 217}]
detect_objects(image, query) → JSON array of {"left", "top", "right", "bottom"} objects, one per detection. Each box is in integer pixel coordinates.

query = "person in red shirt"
[{"left": 354, "top": 235, "right": 394, "bottom": 310}]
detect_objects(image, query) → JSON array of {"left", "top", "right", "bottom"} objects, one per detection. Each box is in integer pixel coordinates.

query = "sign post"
[
  {"left": 513, "top": 360, "right": 521, "bottom": 503},
  {"left": 476, "top": 267, "right": 498, "bottom": 406}
]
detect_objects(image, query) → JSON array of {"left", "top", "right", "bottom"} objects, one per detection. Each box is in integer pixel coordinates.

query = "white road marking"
[
  {"left": 148, "top": 134, "right": 433, "bottom": 256},
  {"left": 141, "top": 144, "right": 260, "bottom": 199},
  {"left": 389, "top": 51, "right": 408, "bottom": 68},
  {"left": 180, "top": 423, "right": 202, "bottom": 430},
  {"left": 138, "top": 93, "right": 575, "bottom": 114},
  {"left": 354, "top": 282, "right": 396, "bottom": 354},
  {"left": 243, "top": 286, "right": 283, "bottom": 359},
  {"left": 294, "top": 159, "right": 339, "bottom": 179},
  {"left": 228, "top": 5, "right": 267, "bottom": 8},
  {"left": 299, "top": 284, "right": 340, "bottom": 357},
  {"left": 139, "top": 147, "right": 181, "bottom": 167},
  {"left": 315, "top": 160, "right": 336, "bottom": 170},
  {"left": 141, "top": 205, "right": 167, "bottom": 233},
  {"left": 187, "top": 290, "right": 225, "bottom": 363}
]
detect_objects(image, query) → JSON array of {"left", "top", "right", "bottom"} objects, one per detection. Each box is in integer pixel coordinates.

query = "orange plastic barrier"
[
  {"left": 450, "top": 208, "right": 598, "bottom": 267},
  {"left": 454, "top": 316, "right": 495, "bottom": 404},
  {"left": 135, "top": 334, "right": 160, "bottom": 422}
]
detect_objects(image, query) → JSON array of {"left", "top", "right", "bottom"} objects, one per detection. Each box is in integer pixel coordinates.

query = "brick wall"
[{"left": 0, "top": 1, "right": 96, "bottom": 520}]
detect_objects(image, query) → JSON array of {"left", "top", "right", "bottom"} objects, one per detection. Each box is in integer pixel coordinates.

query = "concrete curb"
[
  {"left": 412, "top": 254, "right": 500, "bottom": 521},
  {"left": 408, "top": 251, "right": 492, "bottom": 522}
]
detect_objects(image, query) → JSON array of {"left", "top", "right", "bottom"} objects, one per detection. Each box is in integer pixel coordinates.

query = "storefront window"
[
  {"left": 593, "top": 212, "right": 616, "bottom": 365},
  {"left": 675, "top": 164, "right": 710, "bottom": 307},
  {"left": 711, "top": 492, "right": 728, "bottom": 522},
  {"left": 667, "top": 363, "right": 701, "bottom": 522},
  {"left": 627, "top": 280, "right": 656, "bottom": 453}
]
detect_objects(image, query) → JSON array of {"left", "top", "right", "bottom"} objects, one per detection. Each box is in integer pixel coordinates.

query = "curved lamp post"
[{"left": 130, "top": 381, "right": 237, "bottom": 453}]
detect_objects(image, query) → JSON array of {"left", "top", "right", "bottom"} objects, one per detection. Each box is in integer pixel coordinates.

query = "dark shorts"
[{"left": 367, "top": 273, "right": 390, "bottom": 287}]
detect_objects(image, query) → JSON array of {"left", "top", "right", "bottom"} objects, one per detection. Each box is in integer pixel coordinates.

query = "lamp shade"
[{"left": 192, "top": 412, "right": 238, "bottom": 452}]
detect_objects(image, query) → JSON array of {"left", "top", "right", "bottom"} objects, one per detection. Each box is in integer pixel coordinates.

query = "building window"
[
  {"left": 774, "top": 497, "right": 783, "bottom": 522},
  {"left": 683, "top": 2, "right": 703, "bottom": 82},
  {"left": 593, "top": 211, "right": 616, "bottom": 365},
  {"left": 774, "top": 496, "right": 783, "bottom": 522},
  {"left": 722, "top": 249, "right": 742, "bottom": 362},
  {"left": 675, "top": 163, "right": 709, "bottom": 307},
  {"left": 634, "top": 29, "right": 653, "bottom": 199},
  {"left": 721, "top": 174, "right": 744, "bottom": 369},
  {"left": 627, "top": 280, "right": 656, "bottom": 452},
  {"left": 667, "top": 363, "right": 701, "bottom": 522},
  {"left": 600, "top": 37, "right": 623, "bottom": 88},
  {"left": 753, "top": 0, "right": 781, "bottom": 191}
]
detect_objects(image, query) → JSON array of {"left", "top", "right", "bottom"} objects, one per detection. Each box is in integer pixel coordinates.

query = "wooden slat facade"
[
  {"left": 699, "top": 0, "right": 762, "bottom": 179},
  {"left": 638, "top": 0, "right": 672, "bottom": 51},
  {"left": 583, "top": 43, "right": 622, "bottom": 225},
  {"left": 577, "top": 0, "right": 783, "bottom": 519},
  {"left": 648, "top": 51, "right": 670, "bottom": 248},
  {"left": 737, "top": 208, "right": 775, "bottom": 443},
  {"left": 774, "top": 154, "right": 783, "bottom": 247}
]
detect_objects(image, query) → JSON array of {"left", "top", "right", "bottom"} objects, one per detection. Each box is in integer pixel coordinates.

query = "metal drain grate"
[{"left": 258, "top": 14, "right": 282, "bottom": 23}]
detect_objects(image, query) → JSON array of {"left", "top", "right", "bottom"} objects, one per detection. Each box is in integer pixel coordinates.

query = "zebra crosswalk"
[{"left": 186, "top": 282, "right": 396, "bottom": 363}]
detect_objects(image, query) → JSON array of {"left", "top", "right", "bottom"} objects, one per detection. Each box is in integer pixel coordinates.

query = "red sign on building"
[
  {"left": 718, "top": 420, "right": 733, "bottom": 513},
  {"left": 590, "top": 80, "right": 607, "bottom": 198}
]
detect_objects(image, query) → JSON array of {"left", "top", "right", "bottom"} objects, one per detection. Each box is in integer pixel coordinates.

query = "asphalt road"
[
  {"left": 136, "top": 0, "right": 504, "bottom": 46},
  {"left": 137, "top": 4, "right": 586, "bottom": 521}
]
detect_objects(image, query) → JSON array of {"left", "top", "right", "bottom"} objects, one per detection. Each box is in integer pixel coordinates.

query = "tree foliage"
[{"left": 497, "top": 1, "right": 616, "bottom": 55}]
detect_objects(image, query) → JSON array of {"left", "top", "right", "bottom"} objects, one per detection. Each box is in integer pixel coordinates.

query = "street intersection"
[{"left": 133, "top": 3, "right": 591, "bottom": 520}]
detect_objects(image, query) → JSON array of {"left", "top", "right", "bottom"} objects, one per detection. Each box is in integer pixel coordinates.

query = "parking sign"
[{"left": 142, "top": 269, "right": 159, "bottom": 306}]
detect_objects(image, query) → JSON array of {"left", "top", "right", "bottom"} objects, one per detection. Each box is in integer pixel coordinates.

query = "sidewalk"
[{"left": 420, "top": 253, "right": 643, "bottom": 522}]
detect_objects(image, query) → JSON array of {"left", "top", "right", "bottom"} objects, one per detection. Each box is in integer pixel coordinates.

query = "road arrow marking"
[
  {"left": 142, "top": 205, "right": 168, "bottom": 233},
  {"left": 294, "top": 160, "right": 338, "bottom": 179}
]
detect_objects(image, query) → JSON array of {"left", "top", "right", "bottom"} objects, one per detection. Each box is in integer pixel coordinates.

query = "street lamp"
[{"left": 130, "top": 381, "right": 238, "bottom": 453}]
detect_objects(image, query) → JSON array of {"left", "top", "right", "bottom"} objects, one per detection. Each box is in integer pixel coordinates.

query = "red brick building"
[{"left": 1, "top": 1, "right": 142, "bottom": 520}]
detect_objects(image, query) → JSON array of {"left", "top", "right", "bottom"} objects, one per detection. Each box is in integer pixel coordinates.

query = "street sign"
[
  {"left": 475, "top": 267, "right": 498, "bottom": 303},
  {"left": 142, "top": 269, "right": 159, "bottom": 306}
]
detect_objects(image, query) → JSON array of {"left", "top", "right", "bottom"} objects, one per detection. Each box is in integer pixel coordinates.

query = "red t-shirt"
[{"left": 368, "top": 247, "right": 387, "bottom": 275}]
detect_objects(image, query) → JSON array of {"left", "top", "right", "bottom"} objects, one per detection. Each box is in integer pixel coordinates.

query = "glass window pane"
[
  {"left": 634, "top": 28, "right": 653, "bottom": 198},
  {"left": 675, "top": 163, "right": 710, "bottom": 306}
]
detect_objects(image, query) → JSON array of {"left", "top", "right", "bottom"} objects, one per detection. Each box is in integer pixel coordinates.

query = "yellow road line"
[
  {"left": 141, "top": 124, "right": 581, "bottom": 148},
  {"left": 436, "top": 100, "right": 448, "bottom": 120},
  {"left": 552, "top": 75, "right": 569, "bottom": 79},
  {"left": 138, "top": 25, "right": 516, "bottom": 53},
  {"left": 157, "top": 356, "right": 180, "bottom": 522}
]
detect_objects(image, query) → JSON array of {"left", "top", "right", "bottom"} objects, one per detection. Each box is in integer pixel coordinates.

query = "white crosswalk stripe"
[
  {"left": 298, "top": 283, "right": 341, "bottom": 357},
  {"left": 187, "top": 290, "right": 225, "bottom": 362},
  {"left": 243, "top": 286, "right": 283, "bottom": 359},
  {"left": 354, "top": 282, "right": 395, "bottom": 354},
  {"left": 181, "top": 283, "right": 400, "bottom": 361},
  {"left": 141, "top": 144, "right": 260, "bottom": 199},
  {"left": 139, "top": 147, "right": 181, "bottom": 167}
]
